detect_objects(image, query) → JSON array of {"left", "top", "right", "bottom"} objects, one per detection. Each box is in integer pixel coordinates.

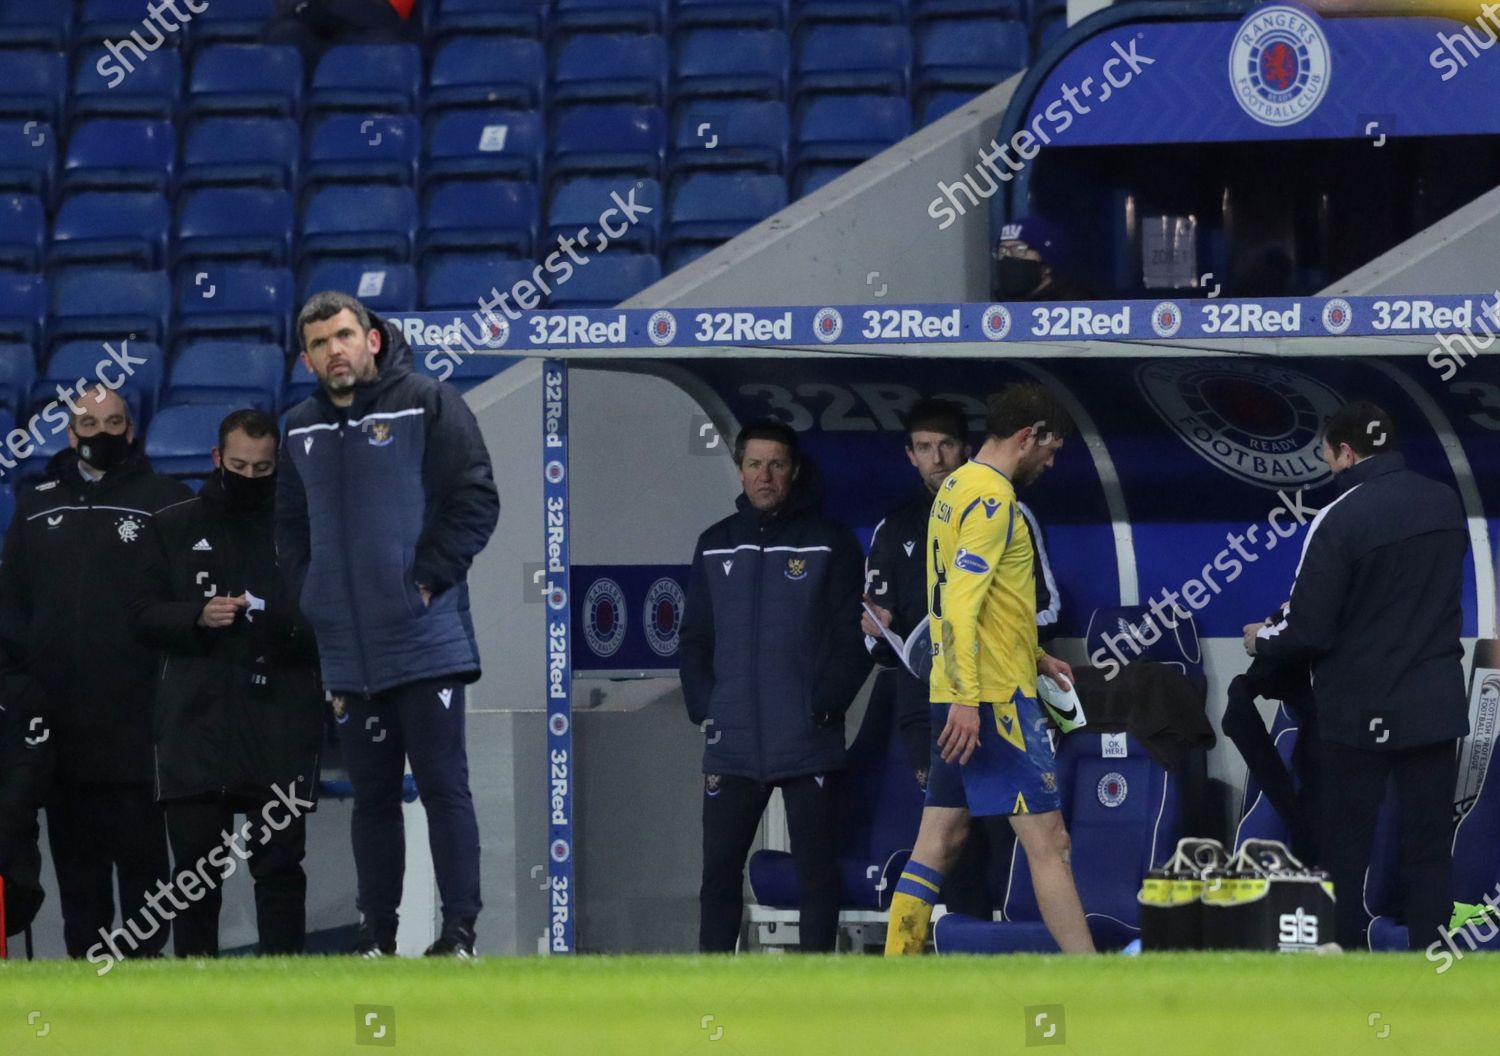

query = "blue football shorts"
[{"left": 925, "top": 686, "right": 1061, "bottom": 817}]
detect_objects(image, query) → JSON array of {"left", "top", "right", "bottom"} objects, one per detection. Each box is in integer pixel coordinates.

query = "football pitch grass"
[{"left": 3, "top": 951, "right": 1497, "bottom": 1055}]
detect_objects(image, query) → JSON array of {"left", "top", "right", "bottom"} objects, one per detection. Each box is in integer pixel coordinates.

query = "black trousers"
[
  {"left": 342, "top": 677, "right": 482, "bottom": 926},
  {"left": 1222, "top": 691, "right": 1321, "bottom": 865},
  {"left": 1320, "top": 738, "right": 1457, "bottom": 950},
  {"left": 700, "top": 773, "right": 839, "bottom": 952},
  {"left": 165, "top": 795, "right": 309, "bottom": 957},
  {"left": 45, "top": 781, "right": 170, "bottom": 959}
]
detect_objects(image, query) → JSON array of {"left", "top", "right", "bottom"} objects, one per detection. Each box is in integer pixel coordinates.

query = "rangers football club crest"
[
  {"left": 643, "top": 576, "right": 685, "bottom": 658},
  {"left": 785, "top": 557, "right": 808, "bottom": 580},
  {"left": 115, "top": 515, "right": 142, "bottom": 543},
  {"left": 582, "top": 578, "right": 627, "bottom": 658},
  {"left": 812, "top": 307, "right": 843, "bottom": 343},
  {"left": 549, "top": 713, "right": 570, "bottom": 736},
  {"left": 550, "top": 838, "right": 571, "bottom": 862},
  {"left": 1229, "top": 5, "right": 1331, "bottom": 128},
  {"left": 1321, "top": 297, "right": 1353, "bottom": 334},
  {"left": 1097, "top": 772, "right": 1128, "bottom": 808},
  {"left": 547, "top": 584, "right": 568, "bottom": 611},
  {"left": 981, "top": 304, "right": 1013, "bottom": 341},
  {"left": 545, "top": 460, "right": 565, "bottom": 484},
  {"left": 646, "top": 309, "right": 677, "bottom": 346},
  {"left": 1136, "top": 360, "right": 1343, "bottom": 490},
  {"left": 1151, "top": 301, "right": 1184, "bottom": 338},
  {"left": 367, "top": 421, "right": 393, "bottom": 447}
]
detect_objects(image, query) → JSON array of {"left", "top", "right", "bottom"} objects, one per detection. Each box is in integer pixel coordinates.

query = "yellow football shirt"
[{"left": 927, "top": 460, "right": 1043, "bottom": 706}]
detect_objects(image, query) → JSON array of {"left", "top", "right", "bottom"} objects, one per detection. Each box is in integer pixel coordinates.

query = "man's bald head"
[{"left": 71, "top": 384, "right": 131, "bottom": 433}]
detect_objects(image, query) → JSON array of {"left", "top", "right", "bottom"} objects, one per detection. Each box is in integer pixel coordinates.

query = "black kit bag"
[
  {"left": 1200, "top": 839, "right": 1335, "bottom": 952},
  {"left": 1138, "top": 838, "right": 1229, "bottom": 951}
]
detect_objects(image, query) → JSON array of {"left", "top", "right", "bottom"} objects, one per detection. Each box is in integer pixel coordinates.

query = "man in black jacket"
[
  {"left": 0, "top": 691, "right": 52, "bottom": 949},
  {"left": 0, "top": 384, "right": 190, "bottom": 958},
  {"left": 133, "top": 409, "right": 324, "bottom": 957},
  {"left": 278, "top": 292, "right": 499, "bottom": 959},
  {"left": 1246, "top": 401, "right": 1469, "bottom": 950},
  {"left": 679, "top": 419, "right": 870, "bottom": 952}
]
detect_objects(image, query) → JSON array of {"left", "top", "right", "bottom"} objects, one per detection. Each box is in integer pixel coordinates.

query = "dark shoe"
[
  {"left": 423, "top": 919, "right": 476, "bottom": 959},
  {"left": 354, "top": 916, "right": 398, "bottom": 959}
]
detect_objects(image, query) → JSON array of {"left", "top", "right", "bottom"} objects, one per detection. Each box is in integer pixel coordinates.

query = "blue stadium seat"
[
  {"left": 309, "top": 44, "right": 421, "bottom": 116},
  {"left": 75, "top": 0, "right": 183, "bottom": 51},
  {"left": 420, "top": 256, "right": 537, "bottom": 310},
  {"left": 426, "top": 38, "right": 545, "bottom": 113},
  {"left": 0, "top": 7, "right": 72, "bottom": 51},
  {"left": 550, "top": 104, "right": 665, "bottom": 184},
  {"left": 666, "top": 172, "right": 785, "bottom": 251},
  {"left": 48, "top": 191, "right": 171, "bottom": 271},
  {"left": 175, "top": 264, "right": 293, "bottom": 348},
  {"left": 61, "top": 118, "right": 175, "bottom": 194},
  {"left": 186, "top": 44, "right": 303, "bottom": 119},
  {"left": 662, "top": 240, "right": 715, "bottom": 272},
  {"left": 175, "top": 188, "right": 294, "bottom": 268},
  {"left": 145, "top": 402, "right": 239, "bottom": 477},
  {"left": 793, "top": 24, "right": 910, "bottom": 100},
  {"left": 791, "top": 161, "right": 850, "bottom": 197},
  {"left": 283, "top": 356, "right": 318, "bottom": 407},
  {"left": 1036, "top": 11, "right": 1067, "bottom": 52},
  {"left": 669, "top": 101, "right": 789, "bottom": 180},
  {"left": 918, "top": 89, "right": 976, "bottom": 125},
  {"left": 748, "top": 670, "right": 923, "bottom": 914},
  {"left": 915, "top": 18, "right": 1029, "bottom": 94},
  {"left": 421, "top": 181, "right": 539, "bottom": 261},
  {"left": 0, "top": 120, "right": 57, "bottom": 200},
  {"left": 0, "top": 272, "right": 46, "bottom": 344},
  {"left": 33, "top": 339, "right": 164, "bottom": 425},
  {"left": 304, "top": 113, "right": 420, "bottom": 191},
  {"left": 423, "top": 109, "right": 544, "bottom": 187},
  {"left": 48, "top": 268, "right": 170, "bottom": 349},
  {"left": 673, "top": 0, "right": 787, "bottom": 31},
  {"left": 71, "top": 45, "right": 182, "bottom": 122},
  {"left": 164, "top": 342, "right": 283, "bottom": 413},
  {"left": 427, "top": 0, "right": 549, "bottom": 41},
  {"left": 933, "top": 731, "right": 1183, "bottom": 953},
  {"left": 551, "top": 33, "right": 668, "bottom": 106},
  {"left": 186, "top": 0, "right": 276, "bottom": 47},
  {"left": 0, "top": 53, "right": 67, "bottom": 126},
  {"left": 545, "top": 252, "right": 660, "bottom": 307},
  {"left": 792, "top": 94, "right": 910, "bottom": 178},
  {"left": 673, "top": 29, "right": 789, "bottom": 101},
  {"left": 0, "top": 194, "right": 44, "bottom": 271},
  {"left": 180, "top": 117, "right": 298, "bottom": 192},
  {"left": 299, "top": 261, "right": 417, "bottom": 313},
  {"left": 1231, "top": 704, "right": 1301, "bottom": 851},
  {"left": 15, "top": 422, "right": 71, "bottom": 482},
  {"left": 547, "top": 176, "right": 662, "bottom": 254},
  {"left": 299, "top": 185, "right": 418, "bottom": 264},
  {"left": 0, "top": 343, "right": 36, "bottom": 416},
  {"left": 790, "top": 0, "right": 907, "bottom": 31},
  {"left": 911, "top": 0, "right": 1023, "bottom": 23},
  {"left": 554, "top": 0, "right": 665, "bottom": 35},
  {"left": 1084, "top": 606, "right": 1206, "bottom": 698}
]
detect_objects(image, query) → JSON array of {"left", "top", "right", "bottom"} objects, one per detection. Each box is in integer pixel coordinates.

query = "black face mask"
[
  {"left": 995, "top": 257, "right": 1046, "bottom": 299},
  {"left": 75, "top": 429, "right": 132, "bottom": 471},
  {"left": 220, "top": 467, "right": 276, "bottom": 508}
]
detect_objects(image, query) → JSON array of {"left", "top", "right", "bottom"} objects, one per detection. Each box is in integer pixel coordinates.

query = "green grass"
[{"left": 2, "top": 952, "right": 1497, "bottom": 1054}]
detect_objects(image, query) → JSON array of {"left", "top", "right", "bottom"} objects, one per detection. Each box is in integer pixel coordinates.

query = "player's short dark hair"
[
  {"left": 297, "top": 290, "right": 373, "bottom": 349},
  {"left": 903, "top": 398, "right": 969, "bottom": 447},
  {"left": 733, "top": 418, "right": 800, "bottom": 466},
  {"left": 984, "top": 382, "right": 1074, "bottom": 444},
  {"left": 1323, "top": 400, "right": 1398, "bottom": 457},
  {"left": 218, "top": 408, "right": 279, "bottom": 451}
]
